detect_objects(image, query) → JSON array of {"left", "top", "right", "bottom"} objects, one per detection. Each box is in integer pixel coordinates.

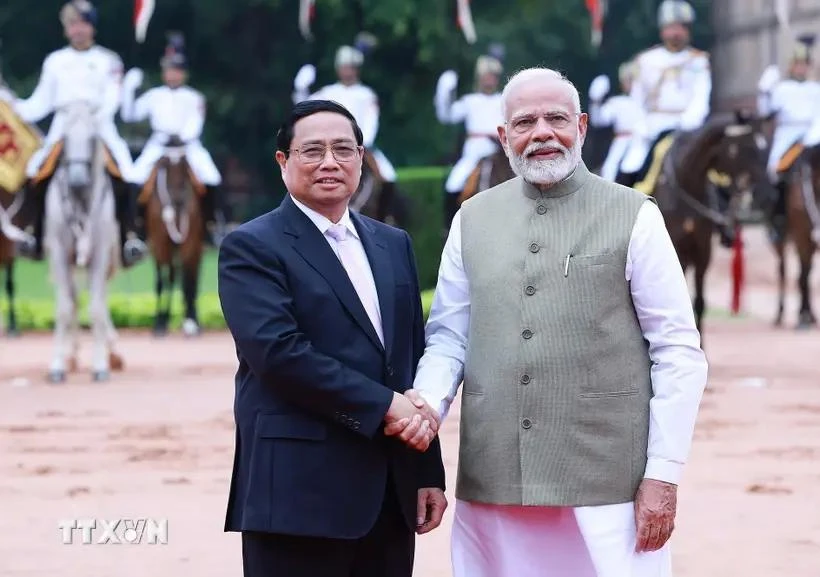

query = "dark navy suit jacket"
[{"left": 218, "top": 194, "right": 446, "bottom": 539}]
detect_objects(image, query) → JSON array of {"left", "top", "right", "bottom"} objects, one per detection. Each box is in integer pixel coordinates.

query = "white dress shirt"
[
  {"left": 413, "top": 198, "right": 708, "bottom": 486},
  {"left": 290, "top": 195, "right": 383, "bottom": 342}
]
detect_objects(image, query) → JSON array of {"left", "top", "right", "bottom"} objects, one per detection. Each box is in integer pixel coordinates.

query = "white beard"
[{"left": 506, "top": 138, "right": 582, "bottom": 187}]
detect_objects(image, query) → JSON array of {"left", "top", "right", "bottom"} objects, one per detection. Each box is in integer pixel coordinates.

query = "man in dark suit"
[{"left": 217, "top": 99, "right": 447, "bottom": 577}]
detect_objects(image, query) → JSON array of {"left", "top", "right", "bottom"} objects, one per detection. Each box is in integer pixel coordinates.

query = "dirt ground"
[{"left": 1, "top": 226, "right": 819, "bottom": 576}]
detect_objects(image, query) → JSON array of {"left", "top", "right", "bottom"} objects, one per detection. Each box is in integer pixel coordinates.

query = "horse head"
[
  {"left": 60, "top": 101, "right": 103, "bottom": 201},
  {"left": 156, "top": 137, "right": 194, "bottom": 215},
  {"left": 708, "top": 109, "right": 772, "bottom": 221}
]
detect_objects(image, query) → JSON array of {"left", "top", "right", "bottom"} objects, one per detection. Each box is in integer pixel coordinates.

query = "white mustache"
[{"left": 524, "top": 142, "right": 568, "bottom": 157}]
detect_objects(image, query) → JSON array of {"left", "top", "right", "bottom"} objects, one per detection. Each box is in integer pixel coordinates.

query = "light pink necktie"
[{"left": 326, "top": 224, "right": 384, "bottom": 346}]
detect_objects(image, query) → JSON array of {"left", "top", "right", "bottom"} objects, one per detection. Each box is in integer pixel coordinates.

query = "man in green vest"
[{"left": 392, "top": 67, "right": 708, "bottom": 576}]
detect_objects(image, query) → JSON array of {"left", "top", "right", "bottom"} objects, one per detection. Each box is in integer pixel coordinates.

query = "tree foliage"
[{"left": 0, "top": 0, "right": 712, "bottom": 201}]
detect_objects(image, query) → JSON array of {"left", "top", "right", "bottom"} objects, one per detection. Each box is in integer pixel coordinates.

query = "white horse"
[{"left": 44, "top": 101, "right": 123, "bottom": 383}]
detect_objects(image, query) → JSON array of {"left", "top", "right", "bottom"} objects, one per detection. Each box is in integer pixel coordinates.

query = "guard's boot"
[
  {"left": 112, "top": 176, "right": 148, "bottom": 267},
  {"left": 768, "top": 181, "right": 788, "bottom": 245},
  {"left": 201, "top": 185, "right": 227, "bottom": 247},
  {"left": 15, "top": 177, "right": 50, "bottom": 260}
]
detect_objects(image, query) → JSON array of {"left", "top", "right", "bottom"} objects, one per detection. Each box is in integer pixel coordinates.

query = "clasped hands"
[{"left": 383, "top": 390, "right": 440, "bottom": 451}]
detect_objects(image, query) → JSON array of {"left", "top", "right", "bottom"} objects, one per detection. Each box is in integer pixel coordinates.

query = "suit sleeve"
[
  {"left": 217, "top": 228, "right": 395, "bottom": 438},
  {"left": 404, "top": 232, "right": 447, "bottom": 490}
]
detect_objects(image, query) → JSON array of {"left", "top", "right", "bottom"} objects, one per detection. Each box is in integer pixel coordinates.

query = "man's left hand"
[
  {"left": 416, "top": 488, "right": 447, "bottom": 535},
  {"left": 634, "top": 478, "right": 677, "bottom": 553}
]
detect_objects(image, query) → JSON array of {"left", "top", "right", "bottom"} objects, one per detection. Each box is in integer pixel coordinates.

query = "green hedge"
[
  {"left": 2, "top": 166, "right": 447, "bottom": 331},
  {"left": 3, "top": 289, "right": 437, "bottom": 332},
  {"left": 397, "top": 166, "right": 448, "bottom": 290}
]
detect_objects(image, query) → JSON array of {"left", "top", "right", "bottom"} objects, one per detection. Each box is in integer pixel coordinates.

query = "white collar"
[{"left": 290, "top": 194, "right": 359, "bottom": 239}]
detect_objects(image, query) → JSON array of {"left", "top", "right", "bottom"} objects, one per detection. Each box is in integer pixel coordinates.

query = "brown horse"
[
  {"left": 457, "top": 144, "right": 516, "bottom": 205},
  {"left": 773, "top": 144, "right": 820, "bottom": 329},
  {"left": 649, "top": 113, "right": 771, "bottom": 335},
  {"left": 0, "top": 186, "right": 29, "bottom": 336},
  {"left": 350, "top": 150, "right": 411, "bottom": 229},
  {"left": 142, "top": 142, "right": 205, "bottom": 337}
]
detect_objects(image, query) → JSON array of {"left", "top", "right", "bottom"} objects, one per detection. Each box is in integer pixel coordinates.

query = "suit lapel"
[
  {"left": 352, "top": 211, "right": 395, "bottom": 362},
  {"left": 282, "top": 196, "right": 385, "bottom": 354}
]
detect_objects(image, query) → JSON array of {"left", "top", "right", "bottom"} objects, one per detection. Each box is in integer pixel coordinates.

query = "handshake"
[{"left": 383, "top": 390, "right": 440, "bottom": 452}]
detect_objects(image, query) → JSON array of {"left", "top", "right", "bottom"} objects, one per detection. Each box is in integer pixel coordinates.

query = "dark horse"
[
  {"left": 456, "top": 143, "right": 516, "bottom": 205},
  {"left": 773, "top": 144, "right": 820, "bottom": 329},
  {"left": 0, "top": 185, "right": 24, "bottom": 336},
  {"left": 650, "top": 112, "right": 771, "bottom": 334},
  {"left": 143, "top": 139, "right": 205, "bottom": 337},
  {"left": 350, "top": 150, "right": 412, "bottom": 229}
]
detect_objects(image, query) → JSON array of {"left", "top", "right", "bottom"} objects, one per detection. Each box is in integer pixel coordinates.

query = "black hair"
[{"left": 276, "top": 100, "right": 364, "bottom": 156}]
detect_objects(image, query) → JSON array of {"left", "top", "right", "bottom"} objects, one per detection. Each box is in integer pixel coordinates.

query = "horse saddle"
[
  {"left": 633, "top": 133, "right": 676, "bottom": 195},
  {"left": 776, "top": 141, "right": 804, "bottom": 174},
  {"left": 32, "top": 139, "right": 123, "bottom": 184}
]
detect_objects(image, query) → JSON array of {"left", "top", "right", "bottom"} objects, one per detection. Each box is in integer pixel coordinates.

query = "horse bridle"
[{"left": 156, "top": 145, "right": 192, "bottom": 245}]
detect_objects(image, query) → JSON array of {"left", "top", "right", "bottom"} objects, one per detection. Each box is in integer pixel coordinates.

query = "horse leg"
[
  {"left": 692, "top": 233, "right": 711, "bottom": 339},
  {"left": 87, "top": 247, "right": 113, "bottom": 382},
  {"left": 796, "top": 240, "right": 816, "bottom": 329},
  {"left": 48, "top": 246, "right": 74, "bottom": 383},
  {"left": 181, "top": 255, "right": 202, "bottom": 337},
  {"left": 774, "top": 241, "right": 787, "bottom": 327},
  {"left": 4, "top": 261, "right": 18, "bottom": 337},
  {"left": 153, "top": 260, "right": 168, "bottom": 336}
]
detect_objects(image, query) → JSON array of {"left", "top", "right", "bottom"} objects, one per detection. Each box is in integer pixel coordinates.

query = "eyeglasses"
[
  {"left": 507, "top": 112, "right": 578, "bottom": 134},
  {"left": 289, "top": 143, "right": 362, "bottom": 164}
]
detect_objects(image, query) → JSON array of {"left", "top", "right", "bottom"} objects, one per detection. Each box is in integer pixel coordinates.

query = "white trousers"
[
  {"left": 452, "top": 499, "right": 672, "bottom": 577},
  {"left": 25, "top": 113, "right": 134, "bottom": 179},
  {"left": 767, "top": 124, "right": 809, "bottom": 183},
  {"left": 130, "top": 137, "right": 222, "bottom": 186},
  {"left": 445, "top": 136, "right": 501, "bottom": 193},
  {"left": 600, "top": 136, "right": 633, "bottom": 182}
]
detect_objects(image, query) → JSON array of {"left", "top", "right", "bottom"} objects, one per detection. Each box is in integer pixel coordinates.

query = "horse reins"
[{"left": 661, "top": 146, "right": 732, "bottom": 227}]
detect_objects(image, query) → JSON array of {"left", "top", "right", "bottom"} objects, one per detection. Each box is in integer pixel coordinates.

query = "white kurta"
[
  {"left": 758, "top": 78, "right": 820, "bottom": 182},
  {"left": 120, "top": 84, "right": 222, "bottom": 186},
  {"left": 621, "top": 45, "right": 711, "bottom": 173},
  {"left": 435, "top": 90, "right": 504, "bottom": 193},
  {"left": 12, "top": 45, "right": 134, "bottom": 178},
  {"left": 294, "top": 82, "right": 397, "bottom": 182},
  {"left": 589, "top": 94, "right": 646, "bottom": 181},
  {"left": 412, "top": 197, "right": 708, "bottom": 576}
]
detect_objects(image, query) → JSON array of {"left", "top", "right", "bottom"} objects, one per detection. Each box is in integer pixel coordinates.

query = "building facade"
[{"left": 710, "top": 0, "right": 820, "bottom": 110}]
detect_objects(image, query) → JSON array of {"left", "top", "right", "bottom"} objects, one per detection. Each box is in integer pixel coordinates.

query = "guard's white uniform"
[
  {"left": 435, "top": 85, "right": 503, "bottom": 193},
  {"left": 589, "top": 94, "right": 645, "bottom": 182},
  {"left": 760, "top": 78, "right": 820, "bottom": 182},
  {"left": 621, "top": 45, "right": 711, "bottom": 173},
  {"left": 10, "top": 45, "right": 133, "bottom": 179},
  {"left": 294, "top": 82, "right": 397, "bottom": 182},
  {"left": 121, "top": 84, "right": 221, "bottom": 186}
]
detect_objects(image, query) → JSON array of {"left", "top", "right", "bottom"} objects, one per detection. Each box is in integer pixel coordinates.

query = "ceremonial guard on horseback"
[
  {"left": 292, "top": 38, "right": 401, "bottom": 222},
  {"left": 120, "top": 32, "right": 226, "bottom": 247},
  {"left": 618, "top": 0, "right": 710, "bottom": 189},
  {"left": 757, "top": 35, "right": 820, "bottom": 244},
  {"left": 587, "top": 59, "right": 645, "bottom": 182},
  {"left": 0, "top": 0, "right": 147, "bottom": 267},
  {"left": 434, "top": 51, "right": 505, "bottom": 229}
]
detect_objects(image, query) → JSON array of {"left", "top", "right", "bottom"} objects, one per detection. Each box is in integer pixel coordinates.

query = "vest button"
[
  {"left": 522, "top": 418, "right": 532, "bottom": 429},
  {"left": 529, "top": 242, "right": 539, "bottom": 253},
  {"left": 522, "top": 329, "right": 533, "bottom": 339},
  {"left": 525, "top": 285, "right": 535, "bottom": 295},
  {"left": 520, "top": 374, "right": 530, "bottom": 385},
  {"left": 536, "top": 205, "right": 547, "bottom": 215}
]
